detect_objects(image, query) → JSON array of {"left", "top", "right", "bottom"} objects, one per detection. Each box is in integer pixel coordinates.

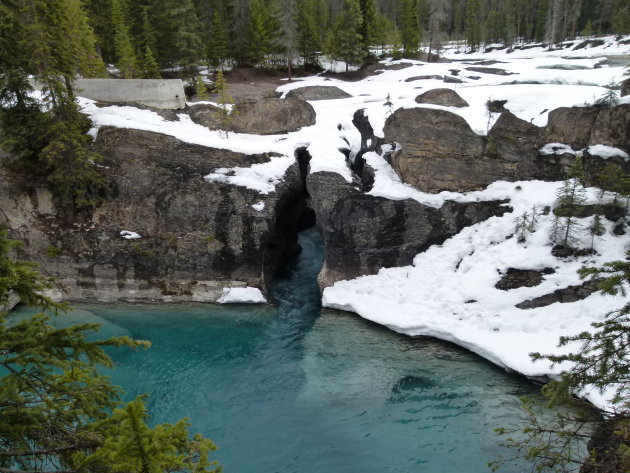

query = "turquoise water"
[{"left": 13, "top": 228, "right": 544, "bottom": 472}]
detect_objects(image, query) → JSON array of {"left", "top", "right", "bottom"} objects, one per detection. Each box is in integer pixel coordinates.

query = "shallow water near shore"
[{"left": 13, "top": 228, "right": 550, "bottom": 472}]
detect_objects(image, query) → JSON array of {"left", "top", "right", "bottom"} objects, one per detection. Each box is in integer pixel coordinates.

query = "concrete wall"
[{"left": 74, "top": 79, "right": 186, "bottom": 110}]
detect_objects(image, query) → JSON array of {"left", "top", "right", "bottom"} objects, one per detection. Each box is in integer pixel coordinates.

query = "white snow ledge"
[{"left": 217, "top": 287, "right": 267, "bottom": 304}]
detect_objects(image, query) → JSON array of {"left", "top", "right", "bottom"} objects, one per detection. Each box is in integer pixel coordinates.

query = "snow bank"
[{"left": 323, "top": 180, "right": 628, "bottom": 410}]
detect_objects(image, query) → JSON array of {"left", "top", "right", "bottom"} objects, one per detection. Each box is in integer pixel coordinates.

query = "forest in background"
[{"left": 86, "top": 0, "right": 630, "bottom": 78}]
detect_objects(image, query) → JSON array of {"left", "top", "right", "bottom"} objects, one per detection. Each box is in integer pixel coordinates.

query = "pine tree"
[
  {"left": 0, "top": 231, "right": 223, "bottom": 473},
  {"left": 399, "top": 0, "right": 420, "bottom": 56},
  {"left": 139, "top": 45, "right": 162, "bottom": 78},
  {"left": 535, "top": 0, "right": 549, "bottom": 42},
  {"left": 195, "top": 75, "right": 209, "bottom": 99},
  {"left": 296, "top": 0, "right": 321, "bottom": 66},
  {"left": 208, "top": 10, "right": 229, "bottom": 69},
  {"left": 247, "top": 0, "right": 274, "bottom": 65},
  {"left": 152, "top": 0, "right": 204, "bottom": 69},
  {"left": 111, "top": 0, "right": 138, "bottom": 78},
  {"left": 333, "top": 0, "right": 366, "bottom": 71},
  {"left": 552, "top": 156, "right": 587, "bottom": 248},
  {"left": 359, "top": 0, "right": 379, "bottom": 53},
  {"left": 66, "top": 0, "right": 108, "bottom": 78},
  {"left": 465, "top": 0, "right": 481, "bottom": 51},
  {"left": 588, "top": 212, "right": 606, "bottom": 251},
  {"left": 0, "top": 0, "right": 109, "bottom": 213}
]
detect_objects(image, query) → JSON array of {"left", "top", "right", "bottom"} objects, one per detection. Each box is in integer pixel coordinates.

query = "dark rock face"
[
  {"left": 546, "top": 104, "right": 630, "bottom": 150},
  {"left": 230, "top": 97, "right": 315, "bottom": 134},
  {"left": 580, "top": 416, "right": 629, "bottom": 473},
  {"left": 187, "top": 103, "right": 221, "bottom": 129},
  {"left": 495, "top": 268, "right": 554, "bottom": 290},
  {"left": 516, "top": 279, "right": 601, "bottom": 309},
  {"left": 622, "top": 78, "right": 630, "bottom": 97},
  {"left": 0, "top": 127, "right": 305, "bottom": 303},
  {"left": 285, "top": 86, "right": 352, "bottom": 101},
  {"left": 307, "top": 171, "right": 510, "bottom": 287},
  {"left": 383, "top": 108, "right": 565, "bottom": 192},
  {"left": 415, "top": 88, "right": 469, "bottom": 107},
  {"left": 384, "top": 108, "right": 486, "bottom": 192}
]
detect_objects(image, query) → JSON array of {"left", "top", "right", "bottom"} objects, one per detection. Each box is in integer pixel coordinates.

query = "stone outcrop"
[
  {"left": 546, "top": 104, "right": 630, "bottom": 150},
  {"left": 383, "top": 103, "right": 630, "bottom": 193},
  {"left": 383, "top": 108, "right": 565, "bottom": 192},
  {"left": 0, "top": 127, "right": 306, "bottom": 303},
  {"left": 229, "top": 97, "right": 316, "bottom": 135},
  {"left": 464, "top": 66, "right": 512, "bottom": 75},
  {"left": 495, "top": 268, "right": 555, "bottom": 290},
  {"left": 306, "top": 170, "right": 510, "bottom": 287},
  {"left": 285, "top": 86, "right": 352, "bottom": 101},
  {"left": 516, "top": 279, "right": 602, "bottom": 309},
  {"left": 187, "top": 103, "right": 222, "bottom": 129},
  {"left": 415, "top": 88, "right": 469, "bottom": 107}
]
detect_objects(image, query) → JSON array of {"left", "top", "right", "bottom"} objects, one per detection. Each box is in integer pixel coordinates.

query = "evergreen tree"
[
  {"left": 0, "top": 231, "right": 222, "bottom": 473},
  {"left": 139, "top": 45, "right": 162, "bottom": 78},
  {"left": 535, "top": 0, "right": 549, "bottom": 42},
  {"left": 208, "top": 10, "right": 229, "bottom": 69},
  {"left": 613, "top": 0, "right": 630, "bottom": 34},
  {"left": 247, "top": 0, "right": 274, "bottom": 65},
  {"left": 0, "top": 0, "right": 109, "bottom": 213},
  {"left": 333, "top": 0, "right": 366, "bottom": 71},
  {"left": 552, "top": 156, "right": 587, "bottom": 248},
  {"left": 111, "top": 0, "right": 138, "bottom": 78},
  {"left": 153, "top": 0, "right": 204, "bottom": 69},
  {"left": 296, "top": 0, "right": 321, "bottom": 66},
  {"left": 465, "top": 0, "right": 481, "bottom": 51},
  {"left": 195, "top": 75, "right": 209, "bottom": 99},
  {"left": 597, "top": 162, "right": 625, "bottom": 203},
  {"left": 359, "top": 0, "right": 379, "bottom": 53},
  {"left": 493, "top": 255, "right": 630, "bottom": 472},
  {"left": 66, "top": 0, "right": 108, "bottom": 78},
  {"left": 399, "top": 0, "right": 420, "bottom": 56},
  {"left": 588, "top": 212, "right": 606, "bottom": 251}
]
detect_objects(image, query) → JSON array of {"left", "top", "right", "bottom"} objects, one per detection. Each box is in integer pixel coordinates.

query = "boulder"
[
  {"left": 306, "top": 170, "right": 510, "bottom": 287},
  {"left": 415, "top": 88, "right": 469, "bottom": 107},
  {"left": 383, "top": 108, "right": 487, "bottom": 192},
  {"left": 0, "top": 127, "right": 307, "bottom": 303},
  {"left": 495, "top": 268, "right": 554, "bottom": 291},
  {"left": 285, "top": 86, "right": 352, "bottom": 101},
  {"left": 516, "top": 279, "right": 602, "bottom": 309},
  {"left": 187, "top": 103, "right": 222, "bottom": 129},
  {"left": 230, "top": 97, "right": 315, "bottom": 135}
]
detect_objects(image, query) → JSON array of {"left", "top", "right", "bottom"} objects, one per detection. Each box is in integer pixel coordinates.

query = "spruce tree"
[
  {"left": 333, "top": 0, "right": 366, "bottom": 71},
  {"left": 208, "top": 10, "right": 229, "bottom": 70},
  {"left": 552, "top": 155, "right": 587, "bottom": 248},
  {"left": 247, "top": 0, "right": 274, "bottom": 65},
  {"left": 399, "top": 0, "right": 420, "bottom": 56},
  {"left": 296, "top": 0, "right": 321, "bottom": 66},
  {"left": 465, "top": 0, "right": 481, "bottom": 51},
  {"left": 111, "top": 0, "right": 138, "bottom": 78},
  {"left": 359, "top": 0, "right": 379, "bottom": 54}
]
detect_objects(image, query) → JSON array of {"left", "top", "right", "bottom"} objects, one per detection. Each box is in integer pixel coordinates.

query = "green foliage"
[
  {"left": 46, "top": 245, "right": 61, "bottom": 259},
  {"left": 195, "top": 75, "right": 209, "bottom": 99},
  {"left": 493, "top": 253, "right": 630, "bottom": 472},
  {"left": 595, "top": 80, "right": 620, "bottom": 107},
  {"left": 296, "top": 0, "right": 321, "bottom": 66},
  {"left": 399, "top": 0, "right": 420, "bottom": 56},
  {"left": 208, "top": 10, "right": 229, "bottom": 69},
  {"left": 111, "top": 0, "right": 138, "bottom": 78},
  {"left": 0, "top": 231, "right": 222, "bottom": 473},
  {"left": 588, "top": 212, "right": 606, "bottom": 251},
  {"left": 331, "top": 0, "right": 366, "bottom": 71},
  {"left": 514, "top": 206, "right": 539, "bottom": 243},
  {"left": 0, "top": 0, "right": 108, "bottom": 214},
  {"left": 551, "top": 156, "right": 587, "bottom": 248}
]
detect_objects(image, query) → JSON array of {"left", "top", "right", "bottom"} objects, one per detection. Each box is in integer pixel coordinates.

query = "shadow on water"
[{"left": 9, "top": 226, "right": 560, "bottom": 473}]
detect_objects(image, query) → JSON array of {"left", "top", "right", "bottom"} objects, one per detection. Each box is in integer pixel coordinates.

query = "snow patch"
[
  {"left": 217, "top": 287, "right": 267, "bottom": 304},
  {"left": 588, "top": 144, "right": 630, "bottom": 160},
  {"left": 120, "top": 230, "right": 142, "bottom": 240}
]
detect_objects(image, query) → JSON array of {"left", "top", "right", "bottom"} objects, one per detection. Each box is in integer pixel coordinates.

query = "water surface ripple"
[{"left": 22, "top": 228, "right": 545, "bottom": 472}]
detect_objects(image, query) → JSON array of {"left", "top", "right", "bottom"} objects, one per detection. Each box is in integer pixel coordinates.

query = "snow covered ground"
[{"left": 78, "top": 35, "right": 630, "bottom": 408}]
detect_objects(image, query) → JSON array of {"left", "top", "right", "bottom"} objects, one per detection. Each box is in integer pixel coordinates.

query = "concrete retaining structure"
[{"left": 74, "top": 79, "right": 186, "bottom": 109}]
